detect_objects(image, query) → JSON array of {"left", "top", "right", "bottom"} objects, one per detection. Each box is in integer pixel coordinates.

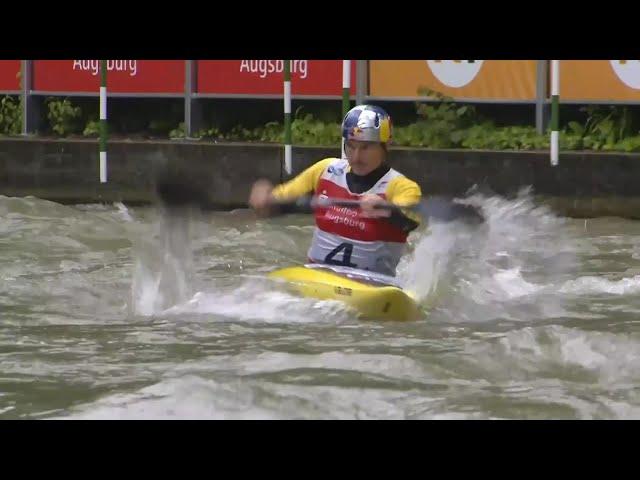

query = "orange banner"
[
  {"left": 560, "top": 61, "right": 640, "bottom": 101},
  {"left": 369, "top": 60, "right": 537, "bottom": 100}
]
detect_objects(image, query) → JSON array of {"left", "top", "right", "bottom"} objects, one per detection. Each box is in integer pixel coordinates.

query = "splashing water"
[
  {"left": 130, "top": 207, "right": 197, "bottom": 316},
  {"left": 397, "top": 190, "right": 580, "bottom": 323},
  {"left": 127, "top": 206, "right": 352, "bottom": 323},
  {"left": 127, "top": 190, "right": 581, "bottom": 325}
]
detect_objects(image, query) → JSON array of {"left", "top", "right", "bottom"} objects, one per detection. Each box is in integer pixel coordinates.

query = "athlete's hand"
[
  {"left": 249, "top": 179, "right": 275, "bottom": 215},
  {"left": 359, "top": 194, "right": 391, "bottom": 218}
]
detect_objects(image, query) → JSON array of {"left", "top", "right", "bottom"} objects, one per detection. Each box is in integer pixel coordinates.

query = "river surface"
[{"left": 1, "top": 193, "right": 639, "bottom": 419}]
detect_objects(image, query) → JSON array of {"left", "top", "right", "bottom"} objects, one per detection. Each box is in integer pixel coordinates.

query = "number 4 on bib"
[{"left": 324, "top": 242, "right": 357, "bottom": 268}]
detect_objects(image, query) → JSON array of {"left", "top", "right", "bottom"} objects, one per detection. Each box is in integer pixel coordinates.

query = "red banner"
[
  {"left": 0, "top": 60, "right": 21, "bottom": 91},
  {"left": 33, "top": 60, "right": 185, "bottom": 93},
  {"left": 196, "top": 60, "right": 356, "bottom": 96}
]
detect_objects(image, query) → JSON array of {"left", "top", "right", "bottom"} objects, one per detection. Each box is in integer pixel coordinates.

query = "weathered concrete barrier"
[
  {"left": 0, "top": 138, "right": 281, "bottom": 208},
  {"left": 1, "top": 137, "right": 640, "bottom": 217}
]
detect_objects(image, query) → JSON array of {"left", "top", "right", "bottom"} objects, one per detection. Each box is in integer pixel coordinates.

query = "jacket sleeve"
[
  {"left": 271, "top": 158, "right": 334, "bottom": 200},
  {"left": 270, "top": 158, "right": 334, "bottom": 214},
  {"left": 385, "top": 176, "right": 423, "bottom": 232}
]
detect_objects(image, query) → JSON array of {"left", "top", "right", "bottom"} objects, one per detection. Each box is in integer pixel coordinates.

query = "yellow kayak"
[{"left": 268, "top": 264, "right": 422, "bottom": 321}]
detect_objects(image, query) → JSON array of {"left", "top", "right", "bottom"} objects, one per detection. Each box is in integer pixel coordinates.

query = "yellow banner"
[
  {"left": 560, "top": 61, "right": 640, "bottom": 101},
  {"left": 369, "top": 60, "right": 537, "bottom": 100}
]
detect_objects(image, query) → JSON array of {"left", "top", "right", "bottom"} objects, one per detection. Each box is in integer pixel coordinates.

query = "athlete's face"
[{"left": 345, "top": 140, "right": 386, "bottom": 176}]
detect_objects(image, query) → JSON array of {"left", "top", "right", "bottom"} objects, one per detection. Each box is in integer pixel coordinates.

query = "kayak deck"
[{"left": 268, "top": 264, "right": 422, "bottom": 321}]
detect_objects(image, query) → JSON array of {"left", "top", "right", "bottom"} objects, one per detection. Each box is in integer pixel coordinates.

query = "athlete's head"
[{"left": 341, "top": 105, "right": 392, "bottom": 176}]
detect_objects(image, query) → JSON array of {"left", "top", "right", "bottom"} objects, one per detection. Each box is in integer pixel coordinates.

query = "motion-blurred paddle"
[{"left": 154, "top": 176, "right": 484, "bottom": 225}]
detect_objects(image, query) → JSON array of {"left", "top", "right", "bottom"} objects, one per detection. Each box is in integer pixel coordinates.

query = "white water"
[{"left": 3, "top": 193, "right": 640, "bottom": 419}]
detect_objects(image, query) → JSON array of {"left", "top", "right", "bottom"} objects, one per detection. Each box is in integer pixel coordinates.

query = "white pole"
[
  {"left": 100, "top": 85, "right": 107, "bottom": 183},
  {"left": 100, "top": 60, "right": 108, "bottom": 183},
  {"left": 550, "top": 60, "right": 560, "bottom": 167},
  {"left": 341, "top": 60, "right": 351, "bottom": 159},
  {"left": 284, "top": 60, "right": 292, "bottom": 175}
]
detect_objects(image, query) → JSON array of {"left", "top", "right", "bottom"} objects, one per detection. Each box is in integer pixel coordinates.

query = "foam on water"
[
  {"left": 59, "top": 331, "right": 640, "bottom": 419},
  {"left": 113, "top": 202, "right": 135, "bottom": 222},
  {"left": 56, "top": 376, "right": 284, "bottom": 420},
  {"left": 560, "top": 275, "right": 640, "bottom": 296},
  {"left": 158, "top": 284, "right": 353, "bottom": 324},
  {"left": 463, "top": 324, "right": 640, "bottom": 384},
  {"left": 56, "top": 373, "right": 451, "bottom": 420}
]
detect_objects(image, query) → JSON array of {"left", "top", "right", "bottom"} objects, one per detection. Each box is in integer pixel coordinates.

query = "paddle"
[
  {"left": 154, "top": 176, "right": 484, "bottom": 225},
  {"left": 304, "top": 196, "right": 484, "bottom": 225}
]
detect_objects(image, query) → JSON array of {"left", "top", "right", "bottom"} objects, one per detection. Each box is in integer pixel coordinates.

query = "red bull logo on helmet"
[{"left": 342, "top": 104, "right": 392, "bottom": 144}]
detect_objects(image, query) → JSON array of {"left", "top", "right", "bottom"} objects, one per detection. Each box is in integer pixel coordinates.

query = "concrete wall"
[
  {"left": 1, "top": 137, "right": 640, "bottom": 217},
  {"left": 0, "top": 138, "right": 281, "bottom": 208}
]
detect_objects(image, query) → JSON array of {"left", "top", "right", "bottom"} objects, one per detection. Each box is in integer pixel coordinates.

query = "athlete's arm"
[
  {"left": 385, "top": 176, "right": 423, "bottom": 233},
  {"left": 249, "top": 158, "right": 333, "bottom": 215}
]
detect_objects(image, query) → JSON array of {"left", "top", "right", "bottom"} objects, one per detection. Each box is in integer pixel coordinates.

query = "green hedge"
[
  {"left": 175, "top": 105, "right": 640, "bottom": 153},
  {"left": 2, "top": 95, "right": 640, "bottom": 153},
  {"left": 0, "top": 96, "right": 22, "bottom": 135}
]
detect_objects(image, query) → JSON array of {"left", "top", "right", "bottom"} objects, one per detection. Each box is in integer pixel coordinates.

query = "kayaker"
[{"left": 249, "top": 104, "right": 422, "bottom": 277}]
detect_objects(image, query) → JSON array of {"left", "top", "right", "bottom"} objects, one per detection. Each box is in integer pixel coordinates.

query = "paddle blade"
[
  {"left": 155, "top": 174, "right": 211, "bottom": 209},
  {"left": 417, "top": 196, "right": 484, "bottom": 225}
]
